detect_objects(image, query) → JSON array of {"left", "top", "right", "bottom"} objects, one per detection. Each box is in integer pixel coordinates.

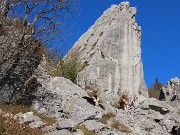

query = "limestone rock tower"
[{"left": 69, "top": 2, "right": 148, "bottom": 100}]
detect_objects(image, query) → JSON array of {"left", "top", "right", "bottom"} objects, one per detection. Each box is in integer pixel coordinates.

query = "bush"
[
  {"left": 51, "top": 59, "right": 80, "bottom": 83},
  {"left": 51, "top": 49, "right": 81, "bottom": 83}
]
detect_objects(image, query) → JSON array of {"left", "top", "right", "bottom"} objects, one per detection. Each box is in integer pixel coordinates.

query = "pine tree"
[{"left": 154, "top": 77, "right": 162, "bottom": 91}]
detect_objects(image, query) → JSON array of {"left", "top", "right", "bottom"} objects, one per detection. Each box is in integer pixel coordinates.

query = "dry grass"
[
  {"left": 100, "top": 112, "right": 116, "bottom": 124},
  {"left": 0, "top": 25, "right": 9, "bottom": 36},
  {"left": 0, "top": 102, "right": 56, "bottom": 125},
  {"left": 34, "top": 112, "right": 56, "bottom": 126},
  {"left": 178, "top": 110, "right": 180, "bottom": 115},
  {"left": 100, "top": 112, "right": 131, "bottom": 133},
  {"left": 0, "top": 113, "right": 44, "bottom": 135},
  {"left": 111, "top": 120, "right": 132, "bottom": 133},
  {"left": 76, "top": 123, "right": 96, "bottom": 135}
]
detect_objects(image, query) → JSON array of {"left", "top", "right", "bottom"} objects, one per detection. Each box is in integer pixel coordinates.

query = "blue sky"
[{"left": 63, "top": 0, "right": 180, "bottom": 86}]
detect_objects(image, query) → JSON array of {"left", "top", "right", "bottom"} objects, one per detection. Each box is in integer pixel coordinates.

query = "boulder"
[
  {"left": 56, "top": 119, "right": 81, "bottom": 130},
  {"left": 14, "top": 111, "right": 44, "bottom": 128},
  {"left": 68, "top": 2, "right": 148, "bottom": 101},
  {"left": 139, "top": 98, "right": 177, "bottom": 114},
  {"left": 162, "top": 77, "right": 180, "bottom": 110},
  {"left": 83, "top": 120, "right": 109, "bottom": 131},
  {"left": 33, "top": 77, "right": 103, "bottom": 121}
]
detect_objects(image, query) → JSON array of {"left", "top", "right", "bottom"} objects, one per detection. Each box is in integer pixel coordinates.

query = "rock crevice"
[{"left": 69, "top": 2, "right": 148, "bottom": 100}]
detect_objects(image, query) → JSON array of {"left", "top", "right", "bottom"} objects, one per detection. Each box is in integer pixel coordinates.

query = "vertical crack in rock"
[{"left": 68, "top": 2, "right": 148, "bottom": 101}]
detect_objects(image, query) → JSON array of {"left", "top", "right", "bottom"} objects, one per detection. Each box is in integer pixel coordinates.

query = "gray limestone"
[
  {"left": 0, "top": 17, "right": 42, "bottom": 103},
  {"left": 162, "top": 77, "right": 180, "bottom": 110},
  {"left": 14, "top": 111, "right": 45, "bottom": 128},
  {"left": 33, "top": 77, "right": 103, "bottom": 121},
  {"left": 68, "top": 2, "right": 148, "bottom": 101}
]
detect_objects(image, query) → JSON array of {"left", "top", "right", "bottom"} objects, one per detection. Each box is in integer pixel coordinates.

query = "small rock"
[
  {"left": 14, "top": 111, "right": 44, "bottom": 128},
  {"left": 56, "top": 119, "right": 81, "bottom": 130}
]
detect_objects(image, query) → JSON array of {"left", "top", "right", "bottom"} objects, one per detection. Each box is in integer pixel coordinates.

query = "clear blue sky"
[{"left": 63, "top": 0, "right": 180, "bottom": 87}]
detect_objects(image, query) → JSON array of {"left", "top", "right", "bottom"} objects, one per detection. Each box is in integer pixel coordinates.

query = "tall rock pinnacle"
[{"left": 69, "top": 2, "right": 148, "bottom": 101}]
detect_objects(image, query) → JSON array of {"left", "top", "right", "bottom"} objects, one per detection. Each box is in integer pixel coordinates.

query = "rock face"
[
  {"left": 0, "top": 17, "right": 42, "bottom": 102},
  {"left": 162, "top": 77, "right": 180, "bottom": 110},
  {"left": 33, "top": 78, "right": 180, "bottom": 135},
  {"left": 32, "top": 77, "right": 103, "bottom": 121},
  {"left": 69, "top": 2, "right": 148, "bottom": 100}
]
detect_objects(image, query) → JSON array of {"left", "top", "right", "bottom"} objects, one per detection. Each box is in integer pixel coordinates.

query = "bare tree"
[
  {"left": 0, "top": 0, "right": 78, "bottom": 103},
  {"left": 0, "top": 0, "right": 78, "bottom": 43}
]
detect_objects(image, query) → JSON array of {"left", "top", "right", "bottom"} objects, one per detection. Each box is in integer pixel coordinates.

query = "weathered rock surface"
[
  {"left": 14, "top": 111, "right": 45, "bottom": 128},
  {"left": 32, "top": 77, "right": 103, "bottom": 121},
  {"left": 68, "top": 2, "right": 148, "bottom": 101},
  {"left": 31, "top": 75, "right": 179, "bottom": 135},
  {"left": 1, "top": 1, "right": 179, "bottom": 135},
  {"left": 139, "top": 98, "right": 177, "bottom": 114},
  {"left": 29, "top": 2, "right": 179, "bottom": 135},
  {"left": 0, "top": 17, "right": 42, "bottom": 102},
  {"left": 162, "top": 77, "right": 180, "bottom": 110}
]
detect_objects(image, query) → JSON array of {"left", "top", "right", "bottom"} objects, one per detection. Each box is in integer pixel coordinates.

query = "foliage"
[
  {"left": 51, "top": 59, "right": 80, "bottom": 83},
  {"left": 51, "top": 49, "right": 81, "bottom": 83},
  {"left": 154, "top": 77, "right": 163, "bottom": 91},
  {"left": 148, "top": 77, "right": 163, "bottom": 99}
]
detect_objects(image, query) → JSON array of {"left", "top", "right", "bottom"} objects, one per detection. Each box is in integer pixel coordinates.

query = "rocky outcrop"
[
  {"left": 30, "top": 76, "right": 179, "bottom": 135},
  {"left": 0, "top": 17, "right": 42, "bottom": 102},
  {"left": 32, "top": 77, "right": 103, "bottom": 121},
  {"left": 162, "top": 77, "right": 180, "bottom": 110},
  {"left": 0, "top": 110, "right": 45, "bottom": 129},
  {"left": 68, "top": 2, "right": 148, "bottom": 101}
]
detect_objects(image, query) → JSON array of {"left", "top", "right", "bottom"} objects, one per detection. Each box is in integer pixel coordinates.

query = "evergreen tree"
[{"left": 154, "top": 77, "right": 162, "bottom": 91}]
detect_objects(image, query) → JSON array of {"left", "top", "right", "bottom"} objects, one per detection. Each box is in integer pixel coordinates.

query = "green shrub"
[
  {"left": 51, "top": 59, "right": 80, "bottom": 83},
  {"left": 51, "top": 49, "right": 81, "bottom": 83}
]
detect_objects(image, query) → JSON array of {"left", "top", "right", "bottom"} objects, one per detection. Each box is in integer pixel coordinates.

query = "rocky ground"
[
  {"left": 0, "top": 1, "right": 179, "bottom": 135},
  {"left": 25, "top": 76, "right": 179, "bottom": 135},
  {"left": 0, "top": 76, "right": 179, "bottom": 135}
]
